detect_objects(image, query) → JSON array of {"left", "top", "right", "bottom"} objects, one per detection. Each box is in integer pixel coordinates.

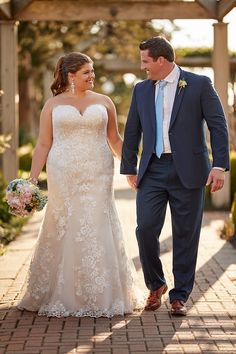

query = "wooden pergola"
[{"left": 1, "top": 0, "right": 236, "bottom": 207}]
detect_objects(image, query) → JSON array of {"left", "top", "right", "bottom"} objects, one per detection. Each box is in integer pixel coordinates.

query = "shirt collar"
[{"left": 155, "top": 63, "right": 180, "bottom": 85}]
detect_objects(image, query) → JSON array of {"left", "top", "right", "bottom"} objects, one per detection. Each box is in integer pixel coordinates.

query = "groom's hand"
[
  {"left": 206, "top": 169, "right": 225, "bottom": 192},
  {"left": 126, "top": 175, "right": 138, "bottom": 191}
]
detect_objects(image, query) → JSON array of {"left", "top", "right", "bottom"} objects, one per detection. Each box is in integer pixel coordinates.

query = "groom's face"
[{"left": 140, "top": 49, "right": 162, "bottom": 80}]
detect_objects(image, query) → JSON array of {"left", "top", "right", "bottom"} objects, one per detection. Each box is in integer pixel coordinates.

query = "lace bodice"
[{"left": 52, "top": 104, "right": 108, "bottom": 140}]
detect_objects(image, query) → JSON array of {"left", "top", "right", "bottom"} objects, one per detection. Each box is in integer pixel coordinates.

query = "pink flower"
[
  {"left": 19, "top": 191, "right": 32, "bottom": 204},
  {"left": 6, "top": 178, "right": 47, "bottom": 217},
  {"left": 8, "top": 197, "right": 22, "bottom": 209}
]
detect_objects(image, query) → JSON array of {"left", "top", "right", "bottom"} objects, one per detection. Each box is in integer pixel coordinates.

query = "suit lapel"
[{"left": 169, "top": 69, "right": 188, "bottom": 129}]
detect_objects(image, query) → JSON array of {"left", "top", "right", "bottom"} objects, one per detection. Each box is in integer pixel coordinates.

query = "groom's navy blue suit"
[{"left": 121, "top": 68, "right": 229, "bottom": 302}]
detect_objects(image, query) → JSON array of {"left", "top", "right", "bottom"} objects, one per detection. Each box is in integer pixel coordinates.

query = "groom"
[{"left": 121, "top": 36, "right": 229, "bottom": 316}]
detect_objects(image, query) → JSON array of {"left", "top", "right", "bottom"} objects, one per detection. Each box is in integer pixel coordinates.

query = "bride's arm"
[
  {"left": 106, "top": 97, "right": 123, "bottom": 160},
  {"left": 29, "top": 100, "right": 53, "bottom": 182}
]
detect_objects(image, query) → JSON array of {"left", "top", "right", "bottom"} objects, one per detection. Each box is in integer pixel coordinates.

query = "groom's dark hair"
[{"left": 139, "top": 36, "right": 175, "bottom": 62}]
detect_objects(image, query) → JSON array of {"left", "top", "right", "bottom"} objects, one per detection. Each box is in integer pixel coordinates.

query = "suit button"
[{"left": 169, "top": 132, "right": 172, "bottom": 136}]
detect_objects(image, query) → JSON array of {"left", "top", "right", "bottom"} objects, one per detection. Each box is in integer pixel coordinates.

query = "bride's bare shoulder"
[
  {"left": 89, "top": 91, "right": 114, "bottom": 110},
  {"left": 42, "top": 95, "right": 63, "bottom": 113}
]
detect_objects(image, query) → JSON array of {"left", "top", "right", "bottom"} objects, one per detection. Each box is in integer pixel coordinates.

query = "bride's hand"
[{"left": 126, "top": 175, "right": 138, "bottom": 191}]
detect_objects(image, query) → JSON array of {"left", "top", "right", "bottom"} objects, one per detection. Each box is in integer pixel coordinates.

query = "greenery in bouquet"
[
  {"left": 0, "top": 175, "right": 27, "bottom": 255},
  {"left": 6, "top": 179, "right": 47, "bottom": 217},
  {"left": 219, "top": 193, "right": 236, "bottom": 241}
]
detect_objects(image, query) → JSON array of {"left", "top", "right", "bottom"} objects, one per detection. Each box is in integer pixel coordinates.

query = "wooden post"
[
  {"left": 212, "top": 21, "right": 230, "bottom": 209},
  {"left": 0, "top": 21, "right": 19, "bottom": 182}
]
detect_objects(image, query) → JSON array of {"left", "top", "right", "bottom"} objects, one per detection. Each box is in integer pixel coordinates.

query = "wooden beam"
[
  {"left": 0, "top": 0, "right": 11, "bottom": 19},
  {"left": 15, "top": 0, "right": 216, "bottom": 21},
  {"left": 217, "top": 0, "right": 236, "bottom": 20},
  {"left": 12, "top": 0, "right": 34, "bottom": 16},
  {"left": 100, "top": 55, "right": 236, "bottom": 73},
  {"left": 195, "top": 0, "right": 217, "bottom": 18}
]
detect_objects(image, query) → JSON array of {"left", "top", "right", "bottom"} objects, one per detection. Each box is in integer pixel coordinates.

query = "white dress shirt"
[
  {"left": 155, "top": 64, "right": 180, "bottom": 153},
  {"left": 154, "top": 65, "right": 225, "bottom": 171}
]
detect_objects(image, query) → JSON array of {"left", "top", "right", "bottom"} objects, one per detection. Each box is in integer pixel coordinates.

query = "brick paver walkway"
[{"left": 0, "top": 161, "right": 236, "bottom": 354}]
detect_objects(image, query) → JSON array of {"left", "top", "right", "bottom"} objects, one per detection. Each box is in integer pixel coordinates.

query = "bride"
[{"left": 18, "top": 52, "right": 142, "bottom": 318}]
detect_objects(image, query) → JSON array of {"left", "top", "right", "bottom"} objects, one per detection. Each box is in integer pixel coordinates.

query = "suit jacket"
[{"left": 120, "top": 68, "right": 230, "bottom": 189}]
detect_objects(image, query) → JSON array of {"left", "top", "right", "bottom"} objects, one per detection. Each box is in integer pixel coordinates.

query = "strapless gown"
[{"left": 18, "top": 104, "right": 142, "bottom": 318}]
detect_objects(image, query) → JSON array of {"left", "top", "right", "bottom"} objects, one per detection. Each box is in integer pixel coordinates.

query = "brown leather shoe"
[
  {"left": 144, "top": 284, "right": 168, "bottom": 311},
  {"left": 170, "top": 300, "right": 187, "bottom": 316}
]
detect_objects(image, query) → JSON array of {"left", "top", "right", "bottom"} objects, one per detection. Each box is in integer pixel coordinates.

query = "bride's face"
[{"left": 73, "top": 63, "right": 95, "bottom": 91}]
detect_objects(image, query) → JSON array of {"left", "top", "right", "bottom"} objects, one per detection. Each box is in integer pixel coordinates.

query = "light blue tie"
[{"left": 155, "top": 80, "right": 167, "bottom": 158}]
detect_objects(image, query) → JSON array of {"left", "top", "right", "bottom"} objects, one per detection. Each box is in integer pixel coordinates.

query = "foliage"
[
  {"left": 18, "top": 21, "right": 96, "bottom": 80},
  {"left": 176, "top": 47, "right": 212, "bottom": 58},
  {"left": 205, "top": 151, "right": 236, "bottom": 210},
  {"left": 18, "top": 20, "right": 169, "bottom": 135},
  {"left": 232, "top": 193, "right": 236, "bottom": 229},
  {"left": 18, "top": 19, "right": 168, "bottom": 73},
  {"left": 229, "top": 50, "right": 236, "bottom": 58},
  {"left": 18, "top": 143, "right": 34, "bottom": 171},
  {"left": 176, "top": 47, "right": 236, "bottom": 59},
  {"left": 0, "top": 122, "right": 27, "bottom": 255},
  {"left": 18, "top": 143, "right": 48, "bottom": 175},
  {"left": 0, "top": 175, "right": 11, "bottom": 223},
  {"left": 0, "top": 217, "right": 27, "bottom": 256},
  {"left": 230, "top": 150, "right": 236, "bottom": 203},
  {"left": 213, "top": 152, "right": 236, "bottom": 241},
  {"left": 219, "top": 214, "right": 235, "bottom": 241},
  {"left": 0, "top": 174, "right": 27, "bottom": 255},
  {"left": 204, "top": 185, "right": 212, "bottom": 210},
  {"left": 19, "top": 128, "right": 36, "bottom": 147},
  {"left": 0, "top": 134, "right": 11, "bottom": 154},
  {"left": 219, "top": 193, "right": 236, "bottom": 241}
]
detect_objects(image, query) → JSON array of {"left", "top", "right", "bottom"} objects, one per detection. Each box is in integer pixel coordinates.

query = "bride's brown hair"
[{"left": 50, "top": 52, "right": 93, "bottom": 96}]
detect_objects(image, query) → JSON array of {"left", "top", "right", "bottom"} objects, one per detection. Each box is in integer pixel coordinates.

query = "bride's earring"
[{"left": 70, "top": 80, "right": 75, "bottom": 94}]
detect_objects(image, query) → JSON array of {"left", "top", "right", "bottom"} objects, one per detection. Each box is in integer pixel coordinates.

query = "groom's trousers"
[{"left": 136, "top": 153, "right": 205, "bottom": 303}]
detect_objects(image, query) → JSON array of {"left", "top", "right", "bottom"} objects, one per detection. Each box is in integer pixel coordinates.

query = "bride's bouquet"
[{"left": 5, "top": 178, "right": 47, "bottom": 217}]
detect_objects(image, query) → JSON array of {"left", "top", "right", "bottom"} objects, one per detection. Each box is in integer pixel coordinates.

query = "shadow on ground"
[{"left": 0, "top": 189, "right": 235, "bottom": 353}]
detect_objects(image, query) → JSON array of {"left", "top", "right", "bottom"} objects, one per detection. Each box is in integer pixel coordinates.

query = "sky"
[
  {"left": 151, "top": 8, "right": 236, "bottom": 105},
  {"left": 170, "top": 8, "right": 236, "bottom": 51}
]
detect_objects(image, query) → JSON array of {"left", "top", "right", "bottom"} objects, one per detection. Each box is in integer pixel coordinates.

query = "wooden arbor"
[{"left": 1, "top": 0, "right": 236, "bottom": 207}]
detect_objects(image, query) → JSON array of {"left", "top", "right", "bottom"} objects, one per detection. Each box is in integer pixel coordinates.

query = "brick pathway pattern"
[{"left": 0, "top": 163, "right": 236, "bottom": 354}]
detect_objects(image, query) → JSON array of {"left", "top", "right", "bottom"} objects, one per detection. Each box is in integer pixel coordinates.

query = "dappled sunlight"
[
  {"left": 0, "top": 1, "right": 235, "bottom": 353},
  {"left": 114, "top": 158, "right": 236, "bottom": 323}
]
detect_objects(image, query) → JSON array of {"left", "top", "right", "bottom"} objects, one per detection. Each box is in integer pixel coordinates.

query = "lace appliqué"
[{"left": 18, "top": 104, "right": 143, "bottom": 316}]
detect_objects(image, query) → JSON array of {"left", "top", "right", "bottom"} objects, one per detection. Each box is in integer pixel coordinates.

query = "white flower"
[
  {"left": 5, "top": 178, "right": 47, "bottom": 217},
  {"left": 178, "top": 78, "right": 187, "bottom": 94}
]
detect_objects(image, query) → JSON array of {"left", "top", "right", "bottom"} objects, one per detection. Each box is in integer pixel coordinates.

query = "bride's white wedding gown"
[{"left": 18, "top": 104, "right": 142, "bottom": 318}]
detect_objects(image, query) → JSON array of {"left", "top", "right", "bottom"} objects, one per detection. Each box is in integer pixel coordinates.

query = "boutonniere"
[{"left": 178, "top": 78, "right": 187, "bottom": 94}]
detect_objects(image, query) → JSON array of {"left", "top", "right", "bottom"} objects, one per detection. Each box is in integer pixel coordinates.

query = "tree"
[{"left": 18, "top": 19, "right": 170, "bottom": 139}]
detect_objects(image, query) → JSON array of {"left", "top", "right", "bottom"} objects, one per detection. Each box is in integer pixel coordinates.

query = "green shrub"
[
  {"left": 18, "top": 143, "right": 46, "bottom": 173},
  {"left": 230, "top": 151, "right": 236, "bottom": 203},
  {"left": 18, "top": 143, "right": 34, "bottom": 171},
  {"left": 19, "top": 128, "right": 36, "bottom": 147},
  {"left": 218, "top": 193, "right": 236, "bottom": 241},
  {"left": 205, "top": 151, "right": 236, "bottom": 210},
  {"left": 0, "top": 173, "right": 27, "bottom": 255},
  {"left": 0, "top": 175, "right": 11, "bottom": 223},
  {"left": 0, "top": 217, "right": 27, "bottom": 246},
  {"left": 232, "top": 193, "right": 236, "bottom": 229},
  {"left": 204, "top": 185, "right": 212, "bottom": 210}
]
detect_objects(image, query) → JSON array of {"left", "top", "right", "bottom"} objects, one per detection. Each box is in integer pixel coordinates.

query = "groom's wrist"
[{"left": 212, "top": 167, "right": 226, "bottom": 172}]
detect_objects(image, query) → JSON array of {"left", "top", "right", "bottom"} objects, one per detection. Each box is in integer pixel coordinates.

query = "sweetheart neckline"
[{"left": 52, "top": 104, "right": 106, "bottom": 117}]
